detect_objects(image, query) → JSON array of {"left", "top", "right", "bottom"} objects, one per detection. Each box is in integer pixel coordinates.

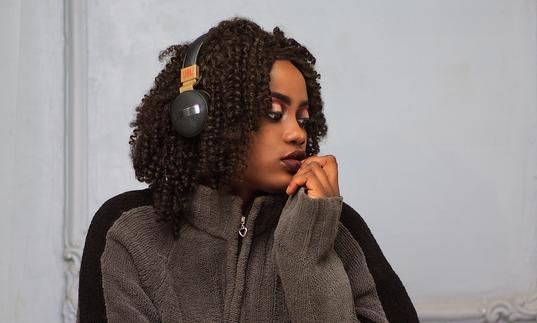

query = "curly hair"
[{"left": 129, "top": 17, "right": 328, "bottom": 238}]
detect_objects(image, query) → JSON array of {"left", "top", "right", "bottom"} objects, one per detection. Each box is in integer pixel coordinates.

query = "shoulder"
[
  {"left": 107, "top": 205, "right": 166, "bottom": 244},
  {"left": 90, "top": 189, "right": 153, "bottom": 235},
  {"left": 83, "top": 189, "right": 154, "bottom": 260},
  {"left": 88, "top": 188, "right": 172, "bottom": 263},
  {"left": 99, "top": 192, "right": 175, "bottom": 296},
  {"left": 100, "top": 191, "right": 174, "bottom": 277},
  {"left": 79, "top": 189, "right": 168, "bottom": 320},
  {"left": 103, "top": 194, "right": 173, "bottom": 255},
  {"left": 96, "top": 189, "right": 153, "bottom": 218}
]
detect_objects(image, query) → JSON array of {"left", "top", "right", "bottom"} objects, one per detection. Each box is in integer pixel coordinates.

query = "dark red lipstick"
[
  {"left": 282, "top": 150, "right": 306, "bottom": 161},
  {"left": 281, "top": 150, "right": 306, "bottom": 174}
]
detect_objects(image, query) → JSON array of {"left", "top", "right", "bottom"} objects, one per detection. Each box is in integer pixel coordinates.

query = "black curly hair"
[{"left": 129, "top": 17, "right": 328, "bottom": 237}]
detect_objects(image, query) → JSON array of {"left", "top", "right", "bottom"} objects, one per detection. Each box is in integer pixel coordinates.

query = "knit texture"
[
  {"left": 99, "top": 185, "right": 388, "bottom": 322},
  {"left": 77, "top": 188, "right": 152, "bottom": 323},
  {"left": 272, "top": 189, "right": 387, "bottom": 322}
]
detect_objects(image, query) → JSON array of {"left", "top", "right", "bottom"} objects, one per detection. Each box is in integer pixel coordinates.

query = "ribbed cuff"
[{"left": 273, "top": 187, "right": 343, "bottom": 260}]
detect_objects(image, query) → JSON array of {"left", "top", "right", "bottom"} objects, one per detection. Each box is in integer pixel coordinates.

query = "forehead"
[{"left": 269, "top": 60, "right": 308, "bottom": 97}]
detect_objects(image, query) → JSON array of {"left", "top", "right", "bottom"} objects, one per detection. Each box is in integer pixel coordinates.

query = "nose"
[{"left": 283, "top": 117, "right": 307, "bottom": 146}]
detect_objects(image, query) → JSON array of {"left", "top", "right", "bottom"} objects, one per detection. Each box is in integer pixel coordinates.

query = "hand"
[{"left": 285, "top": 155, "right": 340, "bottom": 199}]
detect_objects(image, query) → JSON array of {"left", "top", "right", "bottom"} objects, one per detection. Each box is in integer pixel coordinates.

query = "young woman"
[{"left": 78, "top": 17, "right": 419, "bottom": 322}]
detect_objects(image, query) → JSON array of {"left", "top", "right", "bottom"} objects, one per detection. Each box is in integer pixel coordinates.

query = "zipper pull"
[{"left": 238, "top": 216, "right": 248, "bottom": 238}]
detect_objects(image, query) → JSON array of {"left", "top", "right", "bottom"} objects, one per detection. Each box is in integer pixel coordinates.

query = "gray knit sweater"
[{"left": 101, "top": 185, "right": 388, "bottom": 322}]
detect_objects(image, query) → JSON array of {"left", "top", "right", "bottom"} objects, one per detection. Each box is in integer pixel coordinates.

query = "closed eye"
[
  {"left": 267, "top": 99, "right": 311, "bottom": 127},
  {"left": 266, "top": 111, "right": 311, "bottom": 128}
]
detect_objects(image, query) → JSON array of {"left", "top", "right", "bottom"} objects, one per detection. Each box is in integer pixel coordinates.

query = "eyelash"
[{"left": 266, "top": 111, "right": 312, "bottom": 128}]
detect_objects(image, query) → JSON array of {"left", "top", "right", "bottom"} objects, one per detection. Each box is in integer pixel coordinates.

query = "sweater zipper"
[
  {"left": 227, "top": 215, "right": 249, "bottom": 321},
  {"left": 238, "top": 215, "right": 248, "bottom": 238}
]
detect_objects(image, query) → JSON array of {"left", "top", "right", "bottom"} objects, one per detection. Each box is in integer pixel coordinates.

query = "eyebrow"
[{"left": 271, "top": 91, "right": 309, "bottom": 108}]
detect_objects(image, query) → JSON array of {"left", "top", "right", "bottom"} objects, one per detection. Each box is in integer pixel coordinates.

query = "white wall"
[
  {"left": 1, "top": 0, "right": 536, "bottom": 322},
  {"left": 0, "top": 0, "right": 65, "bottom": 322}
]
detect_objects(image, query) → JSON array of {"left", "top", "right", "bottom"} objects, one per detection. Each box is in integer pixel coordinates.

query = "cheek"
[
  {"left": 243, "top": 127, "right": 282, "bottom": 178},
  {"left": 246, "top": 133, "right": 272, "bottom": 170}
]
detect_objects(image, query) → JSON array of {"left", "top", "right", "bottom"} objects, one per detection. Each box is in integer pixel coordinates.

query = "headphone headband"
[
  {"left": 179, "top": 34, "right": 206, "bottom": 93},
  {"left": 182, "top": 34, "right": 206, "bottom": 68}
]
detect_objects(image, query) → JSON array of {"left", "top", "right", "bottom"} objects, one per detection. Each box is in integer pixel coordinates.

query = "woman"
[{"left": 78, "top": 17, "right": 419, "bottom": 322}]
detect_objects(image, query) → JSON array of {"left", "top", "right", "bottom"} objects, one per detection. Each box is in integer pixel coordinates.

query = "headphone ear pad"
[{"left": 170, "top": 90, "right": 209, "bottom": 137}]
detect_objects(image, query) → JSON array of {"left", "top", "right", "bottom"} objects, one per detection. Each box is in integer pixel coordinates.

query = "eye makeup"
[
  {"left": 267, "top": 98, "right": 311, "bottom": 127},
  {"left": 270, "top": 97, "right": 309, "bottom": 114},
  {"left": 270, "top": 91, "right": 309, "bottom": 108}
]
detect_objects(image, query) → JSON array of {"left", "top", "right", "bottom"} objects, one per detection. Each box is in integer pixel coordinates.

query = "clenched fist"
[{"left": 285, "top": 155, "right": 340, "bottom": 199}]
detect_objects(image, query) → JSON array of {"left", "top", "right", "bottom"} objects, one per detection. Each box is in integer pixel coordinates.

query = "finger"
[
  {"left": 293, "top": 161, "right": 318, "bottom": 178},
  {"left": 286, "top": 170, "right": 326, "bottom": 198},
  {"left": 293, "top": 163, "right": 311, "bottom": 177},
  {"left": 286, "top": 172, "right": 324, "bottom": 197},
  {"left": 301, "top": 156, "right": 339, "bottom": 194},
  {"left": 304, "top": 162, "right": 333, "bottom": 195},
  {"left": 301, "top": 173, "right": 325, "bottom": 199},
  {"left": 286, "top": 169, "right": 313, "bottom": 195},
  {"left": 291, "top": 160, "right": 320, "bottom": 182},
  {"left": 301, "top": 156, "right": 336, "bottom": 181},
  {"left": 287, "top": 164, "right": 330, "bottom": 195}
]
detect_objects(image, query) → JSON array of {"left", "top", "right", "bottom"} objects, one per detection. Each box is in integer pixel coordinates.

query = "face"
[{"left": 232, "top": 60, "right": 311, "bottom": 199}]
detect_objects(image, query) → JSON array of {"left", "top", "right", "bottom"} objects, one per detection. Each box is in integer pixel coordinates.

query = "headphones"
[{"left": 170, "top": 34, "right": 210, "bottom": 137}]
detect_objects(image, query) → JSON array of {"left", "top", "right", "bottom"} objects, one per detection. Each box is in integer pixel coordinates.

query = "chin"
[
  {"left": 262, "top": 174, "right": 294, "bottom": 194},
  {"left": 244, "top": 168, "right": 294, "bottom": 195}
]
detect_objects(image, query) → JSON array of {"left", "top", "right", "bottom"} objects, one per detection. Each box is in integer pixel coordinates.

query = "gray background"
[{"left": 1, "top": 0, "right": 536, "bottom": 322}]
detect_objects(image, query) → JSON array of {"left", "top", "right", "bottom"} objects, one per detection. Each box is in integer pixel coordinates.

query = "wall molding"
[
  {"left": 417, "top": 291, "right": 537, "bottom": 322},
  {"left": 62, "top": 0, "right": 88, "bottom": 322},
  {"left": 59, "top": 2, "right": 537, "bottom": 323}
]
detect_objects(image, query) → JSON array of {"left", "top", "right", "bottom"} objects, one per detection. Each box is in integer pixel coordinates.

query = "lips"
[
  {"left": 282, "top": 150, "right": 306, "bottom": 161},
  {"left": 281, "top": 159, "right": 301, "bottom": 173},
  {"left": 281, "top": 150, "right": 306, "bottom": 174}
]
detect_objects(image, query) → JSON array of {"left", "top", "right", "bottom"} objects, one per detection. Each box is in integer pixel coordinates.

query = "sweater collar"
[{"left": 183, "top": 184, "right": 288, "bottom": 240}]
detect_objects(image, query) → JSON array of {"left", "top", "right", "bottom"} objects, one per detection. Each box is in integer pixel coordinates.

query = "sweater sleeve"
[
  {"left": 272, "top": 188, "right": 388, "bottom": 323},
  {"left": 101, "top": 236, "right": 160, "bottom": 322}
]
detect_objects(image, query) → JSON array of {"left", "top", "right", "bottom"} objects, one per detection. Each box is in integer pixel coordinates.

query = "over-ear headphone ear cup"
[
  {"left": 198, "top": 90, "right": 210, "bottom": 104},
  {"left": 170, "top": 90, "right": 209, "bottom": 138}
]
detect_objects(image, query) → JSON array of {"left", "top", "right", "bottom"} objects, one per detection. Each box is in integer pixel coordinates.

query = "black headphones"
[{"left": 170, "top": 34, "right": 210, "bottom": 137}]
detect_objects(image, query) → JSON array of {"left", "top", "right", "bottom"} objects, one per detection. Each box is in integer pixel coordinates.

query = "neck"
[{"left": 184, "top": 184, "right": 288, "bottom": 239}]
